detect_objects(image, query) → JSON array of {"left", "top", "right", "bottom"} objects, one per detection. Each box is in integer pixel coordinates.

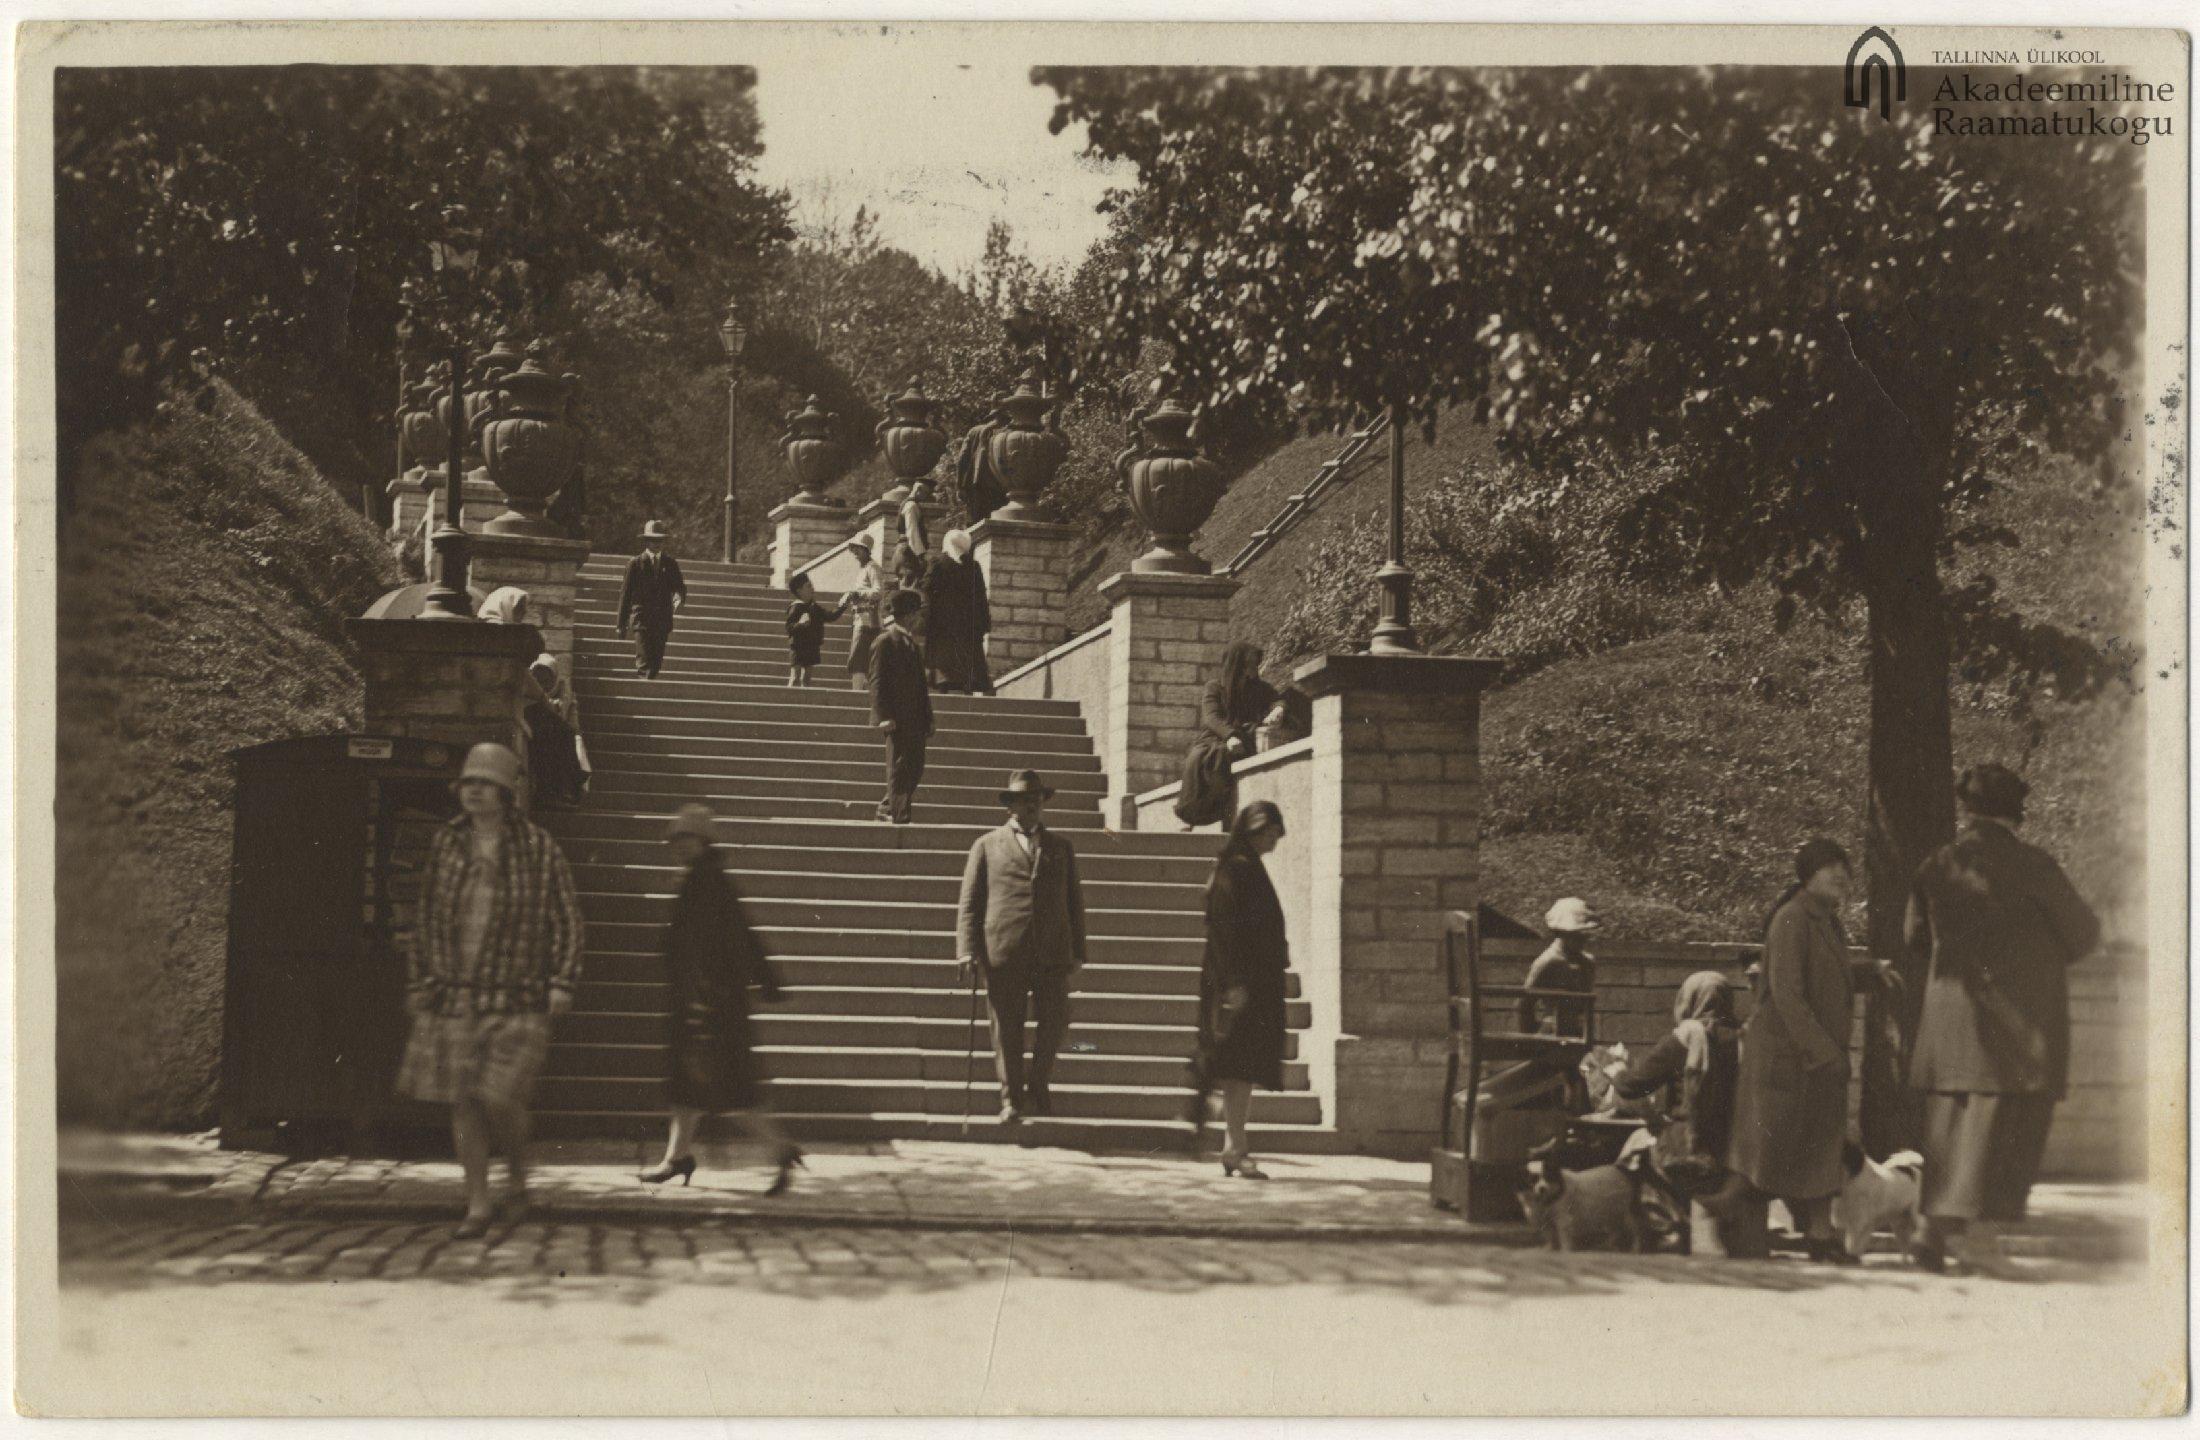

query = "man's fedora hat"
[
  {"left": 999, "top": 769, "right": 1055, "bottom": 804},
  {"left": 640, "top": 519, "right": 670, "bottom": 541}
]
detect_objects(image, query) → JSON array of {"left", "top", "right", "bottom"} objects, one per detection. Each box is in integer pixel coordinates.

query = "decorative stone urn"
[
  {"left": 779, "top": 395, "right": 849, "bottom": 506},
  {"left": 478, "top": 340, "right": 582, "bottom": 537},
  {"left": 1115, "top": 397, "right": 1228, "bottom": 574},
  {"left": 399, "top": 371, "right": 448, "bottom": 479},
  {"left": 985, "top": 368, "right": 1069, "bottom": 520},
  {"left": 873, "top": 381, "right": 947, "bottom": 506},
  {"left": 453, "top": 328, "right": 526, "bottom": 483}
]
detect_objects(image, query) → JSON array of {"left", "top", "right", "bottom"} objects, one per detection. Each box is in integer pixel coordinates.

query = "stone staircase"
[{"left": 539, "top": 554, "right": 1332, "bottom": 1149}]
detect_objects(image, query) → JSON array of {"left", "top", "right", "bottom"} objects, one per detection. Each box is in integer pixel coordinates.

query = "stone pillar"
[
  {"left": 458, "top": 476, "right": 511, "bottom": 532},
  {"left": 385, "top": 471, "right": 434, "bottom": 546},
  {"left": 345, "top": 619, "right": 541, "bottom": 780},
  {"left": 466, "top": 531, "right": 593, "bottom": 672},
  {"left": 1294, "top": 652, "right": 1503, "bottom": 1156},
  {"left": 770, "top": 500, "right": 851, "bottom": 591},
  {"left": 1097, "top": 570, "right": 1238, "bottom": 828},
  {"left": 972, "top": 515, "right": 1076, "bottom": 679}
]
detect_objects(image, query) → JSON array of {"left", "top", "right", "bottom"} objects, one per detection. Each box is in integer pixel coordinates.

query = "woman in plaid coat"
[{"left": 396, "top": 743, "right": 585, "bottom": 1238}]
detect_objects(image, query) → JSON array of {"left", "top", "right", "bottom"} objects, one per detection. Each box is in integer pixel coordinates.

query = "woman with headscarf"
[
  {"left": 1730, "top": 838, "right": 1861, "bottom": 1264},
  {"left": 479, "top": 585, "right": 530, "bottom": 627},
  {"left": 1173, "top": 641, "right": 1282, "bottom": 829},
  {"left": 523, "top": 653, "right": 589, "bottom": 808},
  {"left": 1904, "top": 763, "right": 2100, "bottom": 1277},
  {"left": 1191, "top": 801, "right": 1293, "bottom": 1179},
  {"left": 1615, "top": 971, "right": 1766, "bottom": 1258},
  {"left": 921, "top": 527, "right": 992, "bottom": 694}
]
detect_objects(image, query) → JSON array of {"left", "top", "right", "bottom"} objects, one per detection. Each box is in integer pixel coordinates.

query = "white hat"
[
  {"left": 1544, "top": 897, "right": 1601, "bottom": 934},
  {"left": 457, "top": 742, "right": 523, "bottom": 793},
  {"left": 944, "top": 528, "right": 973, "bottom": 559}
]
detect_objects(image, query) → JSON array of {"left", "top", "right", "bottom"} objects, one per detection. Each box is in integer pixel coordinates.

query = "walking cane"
[{"left": 961, "top": 959, "right": 983, "bottom": 1135}]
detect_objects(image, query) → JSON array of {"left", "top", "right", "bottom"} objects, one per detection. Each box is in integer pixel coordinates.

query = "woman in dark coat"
[
  {"left": 921, "top": 528, "right": 992, "bottom": 694},
  {"left": 1729, "top": 838, "right": 1859, "bottom": 1263},
  {"left": 640, "top": 804, "right": 804, "bottom": 1196},
  {"left": 1173, "top": 642, "right": 1281, "bottom": 828},
  {"left": 1616, "top": 971, "right": 1767, "bottom": 1259},
  {"left": 1193, "top": 801, "right": 1292, "bottom": 1179},
  {"left": 1905, "top": 763, "right": 2100, "bottom": 1276}
]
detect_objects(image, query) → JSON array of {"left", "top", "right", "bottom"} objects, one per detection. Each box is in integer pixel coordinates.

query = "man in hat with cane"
[
  {"left": 957, "top": 770, "right": 1089, "bottom": 1124},
  {"left": 617, "top": 519, "right": 686, "bottom": 679}
]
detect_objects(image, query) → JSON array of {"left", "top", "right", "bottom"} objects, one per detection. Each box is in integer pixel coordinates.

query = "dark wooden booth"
[{"left": 219, "top": 733, "right": 461, "bottom": 1153}]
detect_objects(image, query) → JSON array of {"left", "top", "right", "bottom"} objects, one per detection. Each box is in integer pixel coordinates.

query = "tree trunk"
[{"left": 1857, "top": 490, "right": 1957, "bottom": 1156}]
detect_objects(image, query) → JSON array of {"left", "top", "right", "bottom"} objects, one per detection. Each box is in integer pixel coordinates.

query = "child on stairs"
[{"left": 784, "top": 573, "right": 850, "bottom": 688}]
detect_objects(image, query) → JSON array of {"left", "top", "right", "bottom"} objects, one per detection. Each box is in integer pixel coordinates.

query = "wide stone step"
[
  {"left": 579, "top": 892, "right": 1203, "bottom": 938},
  {"left": 579, "top": 923, "right": 1198, "bottom": 963},
  {"left": 575, "top": 615, "right": 852, "bottom": 645},
  {"left": 577, "top": 563, "right": 768, "bottom": 587},
  {"left": 543, "top": 1042, "right": 1306, "bottom": 1092},
  {"left": 569, "top": 864, "right": 1201, "bottom": 906},
  {"left": 581, "top": 657, "right": 857, "bottom": 685},
  {"left": 576, "top": 631, "right": 836, "bottom": 663},
  {"left": 579, "top": 787, "right": 1108, "bottom": 830},
  {"left": 559, "top": 1009, "right": 1292, "bottom": 1060},
  {"left": 554, "top": 839, "right": 1205, "bottom": 883},
  {"left": 577, "top": 952, "right": 1222, "bottom": 994},
  {"left": 579, "top": 711, "right": 1099, "bottom": 758},
  {"left": 533, "top": 1074, "right": 1323, "bottom": 1124},
  {"left": 547, "top": 813, "right": 1223, "bottom": 858},
  {"left": 570, "top": 981, "right": 1309, "bottom": 1029},
  {"left": 530, "top": 1110, "right": 1344, "bottom": 1151},
  {"left": 573, "top": 678, "right": 1086, "bottom": 727},
  {"left": 582, "top": 746, "right": 1110, "bottom": 795}
]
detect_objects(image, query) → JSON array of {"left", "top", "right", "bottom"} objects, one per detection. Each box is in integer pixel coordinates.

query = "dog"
[
  {"left": 1518, "top": 1130, "right": 1683, "bottom": 1254},
  {"left": 1834, "top": 1140, "right": 1924, "bottom": 1259}
]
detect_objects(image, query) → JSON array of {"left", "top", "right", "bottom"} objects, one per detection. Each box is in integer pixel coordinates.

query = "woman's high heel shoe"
[
  {"left": 766, "top": 1145, "right": 806, "bottom": 1198},
  {"left": 1220, "top": 1154, "right": 1269, "bottom": 1181},
  {"left": 639, "top": 1155, "right": 696, "bottom": 1186}
]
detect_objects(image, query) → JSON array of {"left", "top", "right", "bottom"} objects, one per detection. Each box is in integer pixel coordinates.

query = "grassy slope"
[
  {"left": 1069, "top": 409, "right": 2147, "bottom": 945},
  {"left": 56, "top": 385, "right": 404, "bottom": 1126}
]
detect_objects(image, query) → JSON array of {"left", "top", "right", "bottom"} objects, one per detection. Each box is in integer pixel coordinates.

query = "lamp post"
[
  {"left": 1367, "top": 402, "right": 1421, "bottom": 654},
  {"left": 418, "top": 338, "right": 476, "bottom": 620},
  {"left": 718, "top": 303, "right": 748, "bottom": 564}
]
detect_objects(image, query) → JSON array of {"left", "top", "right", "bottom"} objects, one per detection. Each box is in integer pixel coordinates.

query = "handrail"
[{"left": 1217, "top": 414, "right": 1390, "bottom": 576}]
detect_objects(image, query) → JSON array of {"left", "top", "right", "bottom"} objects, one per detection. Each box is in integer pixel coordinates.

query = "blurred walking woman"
[
  {"left": 1729, "top": 838, "right": 1859, "bottom": 1264},
  {"left": 1195, "top": 801, "right": 1292, "bottom": 1179},
  {"left": 397, "top": 743, "right": 584, "bottom": 1238},
  {"left": 640, "top": 804, "right": 804, "bottom": 1197}
]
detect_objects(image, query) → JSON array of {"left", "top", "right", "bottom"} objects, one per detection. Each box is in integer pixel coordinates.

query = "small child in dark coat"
[{"left": 785, "top": 574, "right": 850, "bottom": 688}]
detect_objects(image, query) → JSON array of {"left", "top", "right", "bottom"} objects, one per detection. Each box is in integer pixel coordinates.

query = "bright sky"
[{"left": 752, "top": 54, "right": 1131, "bottom": 280}]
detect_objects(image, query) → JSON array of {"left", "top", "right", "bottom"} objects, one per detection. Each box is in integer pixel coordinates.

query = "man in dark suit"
[
  {"left": 1905, "top": 762, "right": 2100, "bottom": 1276},
  {"left": 616, "top": 519, "right": 686, "bottom": 678},
  {"left": 868, "top": 588, "right": 932, "bottom": 824},
  {"left": 957, "top": 770, "right": 1088, "bottom": 1122}
]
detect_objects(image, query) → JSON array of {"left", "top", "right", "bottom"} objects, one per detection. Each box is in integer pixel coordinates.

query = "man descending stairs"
[{"left": 540, "top": 555, "right": 1333, "bottom": 1151}]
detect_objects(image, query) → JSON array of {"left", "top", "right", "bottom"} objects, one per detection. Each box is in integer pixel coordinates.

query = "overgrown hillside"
[
  {"left": 1066, "top": 409, "right": 2147, "bottom": 946},
  {"left": 56, "top": 385, "right": 403, "bottom": 1126}
]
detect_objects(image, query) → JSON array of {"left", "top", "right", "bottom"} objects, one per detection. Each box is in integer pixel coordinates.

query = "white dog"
[{"left": 1836, "top": 1143, "right": 1924, "bottom": 1258}]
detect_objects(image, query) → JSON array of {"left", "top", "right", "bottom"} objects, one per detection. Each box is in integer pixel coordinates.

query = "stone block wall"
[
  {"left": 466, "top": 532, "right": 592, "bottom": 671},
  {"left": 1100, "top": 571, "right": 1238, "bottom": 827},
  {"left": 973, "top": 517, "right": 1076, "bottom": 677},
  {"left": 771, "top": 502, "right": 854, "bottom": 591},
  {"left": 346, "top": 619, "right": 540, "bottom": 768}
]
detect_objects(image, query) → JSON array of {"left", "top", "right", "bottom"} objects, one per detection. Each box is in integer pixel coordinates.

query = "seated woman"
[
  {"left": 1613, "top": 970, "right": 1768, "bottom": 1259},
  {"left": 1173, "top": 641, "right": 1283, "bottom": 829}
]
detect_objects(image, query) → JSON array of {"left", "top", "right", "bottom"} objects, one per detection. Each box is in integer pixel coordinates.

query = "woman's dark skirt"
[
  {"left": 665, "top": 999, "right": 766, "bottom": 1112},
  {"left": 1198, "top": 986, "right": 1287, "bottom": 1090}
]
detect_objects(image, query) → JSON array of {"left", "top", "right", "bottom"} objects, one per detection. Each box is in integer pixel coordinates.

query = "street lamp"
[
  {"left": 718, "top": 302, "right": 748, "bottom": 563},
  {"left": 1366, "top": 402, "right": 1422, "bottom": 655}
]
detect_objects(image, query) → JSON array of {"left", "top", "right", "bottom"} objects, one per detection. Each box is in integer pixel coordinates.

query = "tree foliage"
[
  {"left": 54, "top": 66, "right": 791, "bottom": 511},
  {"left": 1040, "top": 64, "right": 2144, "bottom": 985}
]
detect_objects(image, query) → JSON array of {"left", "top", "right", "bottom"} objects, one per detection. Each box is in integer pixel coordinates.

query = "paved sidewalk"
[
  {"left": 55, "top": 1134, "right": 2147, "bottom": 1257},
  {"left": 55, "top": 1128, "right": 2149, "bottom": 1260}
]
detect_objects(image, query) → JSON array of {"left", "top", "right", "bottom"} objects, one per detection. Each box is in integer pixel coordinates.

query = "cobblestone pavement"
[{"left": 42, "top": 1206, "right": 2178, "bottom": 1417}]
